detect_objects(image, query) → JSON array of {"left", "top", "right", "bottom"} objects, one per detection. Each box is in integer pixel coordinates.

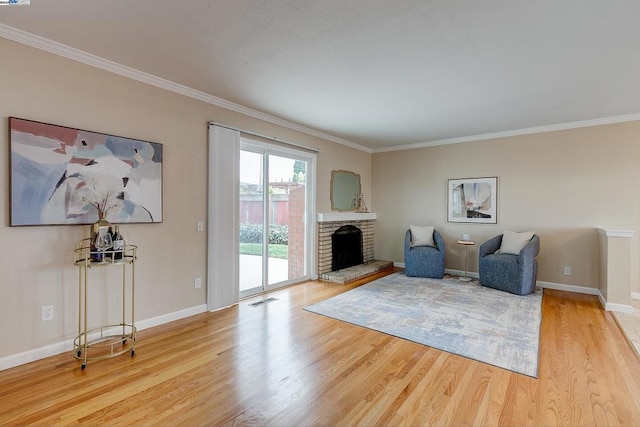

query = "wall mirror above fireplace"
[{"left": 331, "top": 170, "right": 361, "bottom": 211}]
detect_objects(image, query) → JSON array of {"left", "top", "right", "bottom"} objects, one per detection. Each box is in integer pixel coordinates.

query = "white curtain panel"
[{"left": 207, "top": 125, "right": 240, "bottom": 310}]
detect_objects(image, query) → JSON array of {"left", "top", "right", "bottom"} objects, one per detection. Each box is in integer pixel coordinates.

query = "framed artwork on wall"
[
  {"left": 10, "top": 117, "right": 163, "bottom": 226},
  {"left": 447, "top": 177, "right": 498, "bottom": 224}
]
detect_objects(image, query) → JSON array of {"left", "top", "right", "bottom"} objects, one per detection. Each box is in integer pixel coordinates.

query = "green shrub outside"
[{"left": 239, "top": 223, "right": 288, "bottom": 245}]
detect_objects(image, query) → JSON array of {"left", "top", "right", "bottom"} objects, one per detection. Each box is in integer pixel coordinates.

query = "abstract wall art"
[
  {"left": 10, "top": 117, "right": 163, "bottom": 226},
  {"left": 447, "top": 177, "right": 498, "bottom": 224}
]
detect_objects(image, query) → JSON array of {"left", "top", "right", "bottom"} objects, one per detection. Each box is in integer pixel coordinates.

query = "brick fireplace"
[{"left": 316, "top": 212, "right": 377, "bottom": 277}]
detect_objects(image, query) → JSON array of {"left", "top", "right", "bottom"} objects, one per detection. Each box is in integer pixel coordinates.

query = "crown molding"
[
  {"left": 3, "top": 23, "right": 639, "bottom": 156},
  {"left": 0, "top": 23, "right": 372, "bottom": 154},
  {"left": 373, "top": 112, "right": 640, "bottom": 153}
]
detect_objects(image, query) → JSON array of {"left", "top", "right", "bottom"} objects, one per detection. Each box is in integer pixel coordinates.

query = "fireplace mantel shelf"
[{"left": 316, "top": 212, "right": 377, "bottom": 222}]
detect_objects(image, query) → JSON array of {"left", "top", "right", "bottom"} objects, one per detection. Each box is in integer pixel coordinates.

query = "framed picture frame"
[
  {"left": 447, "top": 177, "right": 498, "bottom": 224},
  {"left": 10, "top": 117, "right": 163, "bottom": 226}
]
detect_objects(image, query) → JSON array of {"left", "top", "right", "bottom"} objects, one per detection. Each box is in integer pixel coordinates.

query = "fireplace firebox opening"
[{"left": 332, "top": 225, "right": 363, "bottom": 271}]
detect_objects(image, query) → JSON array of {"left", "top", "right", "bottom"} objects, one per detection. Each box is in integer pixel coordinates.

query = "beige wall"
[
  {"left": 372, "top": 123, "right": 640, "bottom": 291},
  {"left": 0, "top": 38, "right": 371, "bottom": 360}
]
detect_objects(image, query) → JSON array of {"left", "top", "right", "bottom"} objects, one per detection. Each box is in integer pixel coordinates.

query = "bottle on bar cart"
[{"left": 112, "top": 225, "right": 125, "bottom": 261}]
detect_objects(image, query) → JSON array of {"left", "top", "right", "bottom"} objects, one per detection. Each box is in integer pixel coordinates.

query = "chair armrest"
[
  {"left": 480, "top": 235, "right": 502, "bottom": 258},
  {"left": 518, "top": 234, "right": 540, "bottom": 264},
  {"left": 404, "top": 230, "right": 411, "bottom": 254},
  {"left": 433, "top": 230, "right": 445, "bottom": 255}
]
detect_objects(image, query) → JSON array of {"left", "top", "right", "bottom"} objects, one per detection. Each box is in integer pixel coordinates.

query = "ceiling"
[{"left": 2, "top": 0, "right": 640, "bottom": 152}]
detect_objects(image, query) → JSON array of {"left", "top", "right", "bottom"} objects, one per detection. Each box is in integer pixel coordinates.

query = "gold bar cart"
[{"left": 73, "top": 239, "right": 138, "bottom": 369}]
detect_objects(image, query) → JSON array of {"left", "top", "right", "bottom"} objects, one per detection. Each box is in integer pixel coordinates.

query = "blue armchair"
[
  {"left": 404, "top": 229, "right": 445, "bottom": 278},
  {"left": 479, "top": 234, "right": 540, "bottom": 295}
]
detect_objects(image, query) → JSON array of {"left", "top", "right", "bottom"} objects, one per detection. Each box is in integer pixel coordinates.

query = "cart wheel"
[
  {"left": 122, "top": 339, "right": 127, "bottom": 345},
  {"left": 76, "top": 350, "right": 82, "bottom": 357},
  {"left": 130, "top": 349, "right": 135, "bottom": 357},
  {"left": 81, "top": 362, "right": 87, "bottom": 370}
]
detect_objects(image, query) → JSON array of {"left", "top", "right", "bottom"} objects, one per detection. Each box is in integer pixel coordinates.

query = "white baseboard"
[
  {"left": 632, "top": 292, "right": 640, "bottom": 300},
  {"left": 135, "top": 304, "right": 207, "bottom": 331},
  {"left": 0, "top": 304, "right": 208, "bottom": 372},
  {"left": 393, "top": 262, "right": 405, "bottom": 268},
  {"left": 602, "top": 300, "right": 634, "bottom": 314},
  {"left": 535, "top": 280, "right": 599, "bottom": 295},
  {"left": 596, "top": 290, "right": 609, "bottom": 311},
  {"left": 445, "top": 268, "right": 479, "bottom": 279},
  {"left": 537, "top": 281, "right": 634, "bottom": 313},
  {"left": 0, "top": 339, "right": 76, "bottom": 373}
]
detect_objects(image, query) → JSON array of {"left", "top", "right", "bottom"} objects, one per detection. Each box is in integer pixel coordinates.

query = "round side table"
[{"left": 457, "top": 240, "right": 476, "bottom": 282}]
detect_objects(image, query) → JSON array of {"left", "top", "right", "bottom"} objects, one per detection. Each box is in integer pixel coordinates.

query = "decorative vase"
[
  {"left": 89, "top": 212, "right": 112, "bottom": 262},
  {"left": 352, "top": 194, "right": 368, "bottom": 213}
]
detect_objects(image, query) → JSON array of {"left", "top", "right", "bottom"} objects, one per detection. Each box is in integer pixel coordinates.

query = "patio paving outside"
[{"left": 239, "top": 254, "right": 289, "bottom": 292}]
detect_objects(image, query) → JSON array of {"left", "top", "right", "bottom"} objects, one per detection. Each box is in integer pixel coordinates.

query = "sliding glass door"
[{"left": 239, "top": 139, "right": 314, "bottom": 297}]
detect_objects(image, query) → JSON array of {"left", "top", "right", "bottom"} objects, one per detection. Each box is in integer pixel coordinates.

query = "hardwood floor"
[{"left": 2, "top": 270, "right": 640, "bottom": 426}]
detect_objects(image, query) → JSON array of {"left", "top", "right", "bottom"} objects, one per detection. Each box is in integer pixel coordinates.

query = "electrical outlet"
[
  {"left": 196, "top": 221, "right": 204, "bottom": 232},
  {"left": 563, "top": 266, "right": 571, "bottom": 276},
  {"left": 194, "top": 277, "right": 202, "bottom": 288},
  {"left": 41, "top": 305, "right": 54, "bottom": 322}
]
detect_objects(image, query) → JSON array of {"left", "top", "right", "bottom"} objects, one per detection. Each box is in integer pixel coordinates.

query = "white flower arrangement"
[{"left": 69, "top": 174, "right": 123, "bottom": 219}]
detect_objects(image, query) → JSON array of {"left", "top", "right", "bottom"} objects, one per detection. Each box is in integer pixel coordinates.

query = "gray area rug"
[{"left": 306, "top": 272, "right": 542, "bottom": 377}]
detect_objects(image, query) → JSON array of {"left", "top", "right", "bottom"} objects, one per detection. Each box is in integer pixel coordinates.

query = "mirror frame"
[{"left": 330, "top": 170, "right": 361, "bottom": 211}]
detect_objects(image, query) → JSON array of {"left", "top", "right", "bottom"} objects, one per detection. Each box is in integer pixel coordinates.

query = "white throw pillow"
[
  {"left": 410, "top": 225, "right": 435, "bottom": 247},
  {"left": 498, "top": 230, "right": 534, "bottom": 255}
]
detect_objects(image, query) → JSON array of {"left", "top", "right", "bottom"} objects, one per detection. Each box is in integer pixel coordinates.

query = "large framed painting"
[
  {"left": 10, "top": 117, "right": 163, "bottom": 226},
  {"left": 447, "top": 177, "right": 498, "bottom": 224}
]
